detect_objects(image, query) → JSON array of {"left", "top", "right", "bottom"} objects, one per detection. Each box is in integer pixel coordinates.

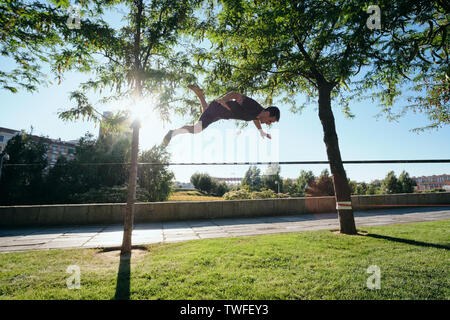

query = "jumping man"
[{"left": 162, "top": 85, "right": 280, "bottom": 146}]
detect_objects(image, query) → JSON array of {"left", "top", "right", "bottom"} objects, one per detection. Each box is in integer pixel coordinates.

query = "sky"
[{"left": 1, "top": 4, "right": 449, "bottom": 183}]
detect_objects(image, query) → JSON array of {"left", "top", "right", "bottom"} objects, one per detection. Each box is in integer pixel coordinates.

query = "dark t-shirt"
[{"left": 221, "top": 96, "right": 264, "bottom": 121}]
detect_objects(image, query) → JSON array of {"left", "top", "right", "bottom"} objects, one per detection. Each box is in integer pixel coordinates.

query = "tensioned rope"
[{"left": 4, "top": 159, "right": 450, "bottom": 167}]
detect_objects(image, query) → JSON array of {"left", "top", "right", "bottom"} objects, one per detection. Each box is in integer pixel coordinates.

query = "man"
[{"left": 162, "top": 85, "right": 280, "bottom": 146}]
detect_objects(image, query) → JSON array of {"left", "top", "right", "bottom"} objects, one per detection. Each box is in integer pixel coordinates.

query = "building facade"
[
  {"left": 0, "top": 127, "right": 77, "bottom": 166},
  {"left": 412, "top": 174, "right": 450, "bottom": 191}
]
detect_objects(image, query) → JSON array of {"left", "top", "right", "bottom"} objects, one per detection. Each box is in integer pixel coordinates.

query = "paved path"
[{"left": 1, "top": 207, "right": 449, "bottom": 253}]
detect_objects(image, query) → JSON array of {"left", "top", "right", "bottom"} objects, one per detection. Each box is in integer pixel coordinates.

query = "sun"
[{"left": 104, "top": 94, "right": 167, "bottom": 149}]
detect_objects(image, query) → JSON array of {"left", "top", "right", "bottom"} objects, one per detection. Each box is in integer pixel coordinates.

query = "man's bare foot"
[{"left": 187, "top": 84, "right": 203, "bottom": 96}]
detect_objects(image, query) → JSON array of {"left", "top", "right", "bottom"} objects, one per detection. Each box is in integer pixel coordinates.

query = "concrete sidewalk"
[{"left": 1, "top": 207, "right": 449, "bottom": 253}]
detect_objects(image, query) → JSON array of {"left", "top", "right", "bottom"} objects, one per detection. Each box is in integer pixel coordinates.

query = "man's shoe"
[{"left": 162, "top": 130, "right": 174, "bottom": 147}]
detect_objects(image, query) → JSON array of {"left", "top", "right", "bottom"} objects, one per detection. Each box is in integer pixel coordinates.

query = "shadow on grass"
[
  {"left": 365, "top": 233, "right": 449, "bottom": 250},
  {"left": 109, "top": 245, "right": 149, "bottom": 300},
  {"left": 114, "top": 253, "right": 131, "bottom": 300}
]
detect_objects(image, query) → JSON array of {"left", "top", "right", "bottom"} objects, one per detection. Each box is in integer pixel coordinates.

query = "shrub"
[
  {"left": 223, "top": 188, "right": 289, "bottom": 200},
  {"left": 69, "top": 185, "right": 150, "bottom": 203}
]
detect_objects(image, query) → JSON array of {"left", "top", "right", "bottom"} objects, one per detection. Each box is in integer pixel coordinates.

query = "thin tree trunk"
[
  {"left": 121, "top": 0, "right": 143, "bottom": 256},
  {"left": 121, "top": 120, "right": 140, "bottom": 255},
  {"left": 317, "top": 82, "right": 357, "bottom": 234}
]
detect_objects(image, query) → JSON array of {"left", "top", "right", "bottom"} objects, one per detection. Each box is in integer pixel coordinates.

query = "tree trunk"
[
  {"left": 317, "top": 82, "right": 357, "bottom": 234},
  {"left": 121, "top": 120, "right": 140, "bottom": 255},
  {"left": 120, "top": 0, "right": 143, "bottom": 256}
]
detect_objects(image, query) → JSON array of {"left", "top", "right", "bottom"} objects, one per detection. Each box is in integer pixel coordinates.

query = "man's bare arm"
[
  {"left": 253, "top": 120, "right": 271, "bottom": 139},
  {"left": 216, "top": 91, "right": 245, "bottom": 110}
]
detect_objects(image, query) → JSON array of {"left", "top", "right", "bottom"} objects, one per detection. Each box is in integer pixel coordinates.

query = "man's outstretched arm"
[{"left": 253, "top": 120, "right": 271, "bottom": 139}]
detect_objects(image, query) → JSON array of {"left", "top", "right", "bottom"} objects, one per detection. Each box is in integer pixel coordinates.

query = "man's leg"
[
  {"left": 162, "top": 121, "right": 204, "bottom": 147},
  {"left": 188, "top": 84, "right": 208, "bottom": 112}
]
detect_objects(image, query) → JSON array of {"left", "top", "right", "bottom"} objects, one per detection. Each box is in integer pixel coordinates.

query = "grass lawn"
[
  {"left": 0, "top": 220, "right": 449, "bottom": 300},
  {"left": 168, "top": 189, "right": 223, "bottom": 201}
]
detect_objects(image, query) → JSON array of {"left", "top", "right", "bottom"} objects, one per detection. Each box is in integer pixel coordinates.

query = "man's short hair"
[{"left": 266, "top": 106, "right": 280, "bottom": 121}]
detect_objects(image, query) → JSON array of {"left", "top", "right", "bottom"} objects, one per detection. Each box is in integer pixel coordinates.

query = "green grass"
[
  {"left": 0, "top": 220, "right": 449, "bottom": 300},
  {"left": 168, "top": 189, "right": 223, "bottom": 201}
]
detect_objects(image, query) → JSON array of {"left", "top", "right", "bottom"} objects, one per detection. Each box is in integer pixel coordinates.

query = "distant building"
[
  {"left": 412, "top": 174, "right": 450, "bottom": 191},
  {"left": 173, "top": 181, "right": 195, "bottom": 189},
  {"left": 0, "top": 127, "right": 78, "bottom": 166},
  {"left": 213, "top": 177, "right": 242, "bottom": 185}
]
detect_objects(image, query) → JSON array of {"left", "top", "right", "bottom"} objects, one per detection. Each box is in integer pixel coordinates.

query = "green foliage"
[
  {"left": 53, "top": 0, "right": 204, "bottom": 125},
  {"left": 367, "top": 180, "right": 382, "bottom": 195},
  {"left": 197, "top": 0, "right": 448, "bottom": 131},
  {"left": 223, "top": 188, "right": 289, "bottom": 200},
  {"left": 190, "top": 172, "right": 212, "bottom": 193},
  {"left": 296, "top": 170, "right": 315, "bottom": 195},
  {"left": 381, "top": 171, "right": 403, "bottom": 194},
  {"left": 398, "top": 170, "right": 417, "bottom": 193},
  {"left": 349, "top": 171, "right": 416, "bottom": 195},
  {"left": 1, "top": 130, "right": 174, "bottom": 204},
  {"left": 241, "top": 166, "right": 262, "bottom": 191},
  {"left": 306, "top": 169, "right": 335, "bottom": 197},
  {"left": 138, "top": 145, "right": 174, "bottom": 202},
  {"left": 190, "top": 172, "right": 229, "bottom": 196},
  {"left": 210, "top": 180, "right": 229, "bottom": 197},
  {"left": 281, "top": 178, "right": 300, "bottom": 197},
  {"left": 42, "top": 132, "right": 131, "bottom": 203},
  {"left": 261, "top": 164, "right": 282, "bottom": 193},
  {"left": 69, "top": 185, "right": 151, "bottom": 204},
  {"left": 0, "top": 132, "right": 48, "bottom": 205},
  {"left": 0, "top": 0, "right": 67, "bottom": 92}
]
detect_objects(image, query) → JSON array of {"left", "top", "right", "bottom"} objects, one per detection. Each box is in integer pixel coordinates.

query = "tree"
[
  {"left": 45, "top": 156, "right": 77, "bottom": 204},
  {"left": 210, "top": 179, "right": 229, "bottom": 197},
  {"left": 348, "top": 180, "right": 357, "bottom": 195},
  {"left": 367, "top": 180, "right": 382, "bottom": 195},
  {"left": 55, "top": 0, "right": 202, "bottom": 255},
  {"left": 296, "top": 170, "right": 315, "bottom": 196},
  {"left": 190, "top": 172, "right": 228, "bottom": 196},
  {"left": 381, "top": 171, "right": 403, "bottom": 194},
  {"left": 398, "top": 170, "right": 417, "bottom": 193},
  {"left": 307, "top": 169, "right": 335, "bottom": 197},
  {"left": 282, "top": 178, "right": 298, "bottom": 197},
  {"left": 0, "top": 0, "right": 70, "bottom": 93},
  {"left": 197, "top": 0, "right": 447, "bottom": 234},
  {"left": 262, "top": 164, "right": 282, "bottom": 193},
  {"left": 44, "top": 132, "right": 131, "bottom": 202},
  {"left": 190, "top": 172, "right": 202, "bottom": 190},
  {"left": 197, "top": 174, "right": 213, "bottom": 194},
  {"left": 355, "top": 182, "right": 369, "bottom": 195},
  {"left": 0, "top": 132, "right": 47, "bottom": 205},
  {"left": 241, "top": 166, "right": 262, "bottom": 191},
  {"left": 138, "top": 145, "right": 174, "bottom": 202}
]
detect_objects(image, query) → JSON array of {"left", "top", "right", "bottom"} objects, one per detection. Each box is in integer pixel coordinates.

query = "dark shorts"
[{"left": 198, "top": 101, "right": 231, "bottom": 130}]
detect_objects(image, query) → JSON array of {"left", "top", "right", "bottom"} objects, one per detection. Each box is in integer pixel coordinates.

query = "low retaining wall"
[{"left": 0, "top": 192, "right": 449, "bottom": 227}]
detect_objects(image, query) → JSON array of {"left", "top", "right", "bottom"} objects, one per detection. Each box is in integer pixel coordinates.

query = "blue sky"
[
  {"left": 1, "top": 5, "right": 449, "bottom": 183},
  {"left": 1, "top": 67, "right": 449, "bottom": 183}
]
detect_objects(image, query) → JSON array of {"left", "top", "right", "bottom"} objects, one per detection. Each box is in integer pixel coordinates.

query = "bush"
[
  {"left": 69, "top": 185, "right": 150, "bottom": 204},
  {"left": 223, "top": 188, "right": 289, "bottom": 200},
  {"left": 211, "top": 180, "right": 229, "bottom": 197},
  {"left": 190, "top": 173, "right": 229, "bottom": 196},
  {"left": 223, "top": 189, "right": 252, "bottom": 200}
]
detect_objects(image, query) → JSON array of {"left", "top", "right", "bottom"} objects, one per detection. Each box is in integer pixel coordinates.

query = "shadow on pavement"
[{"left": 365, "top": 233, "right": 449, "bottom": 250}]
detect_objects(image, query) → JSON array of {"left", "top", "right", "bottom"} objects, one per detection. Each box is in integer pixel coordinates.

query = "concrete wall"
[{"left": 0, "top": 192, "right": 449, "bottom": 227}]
